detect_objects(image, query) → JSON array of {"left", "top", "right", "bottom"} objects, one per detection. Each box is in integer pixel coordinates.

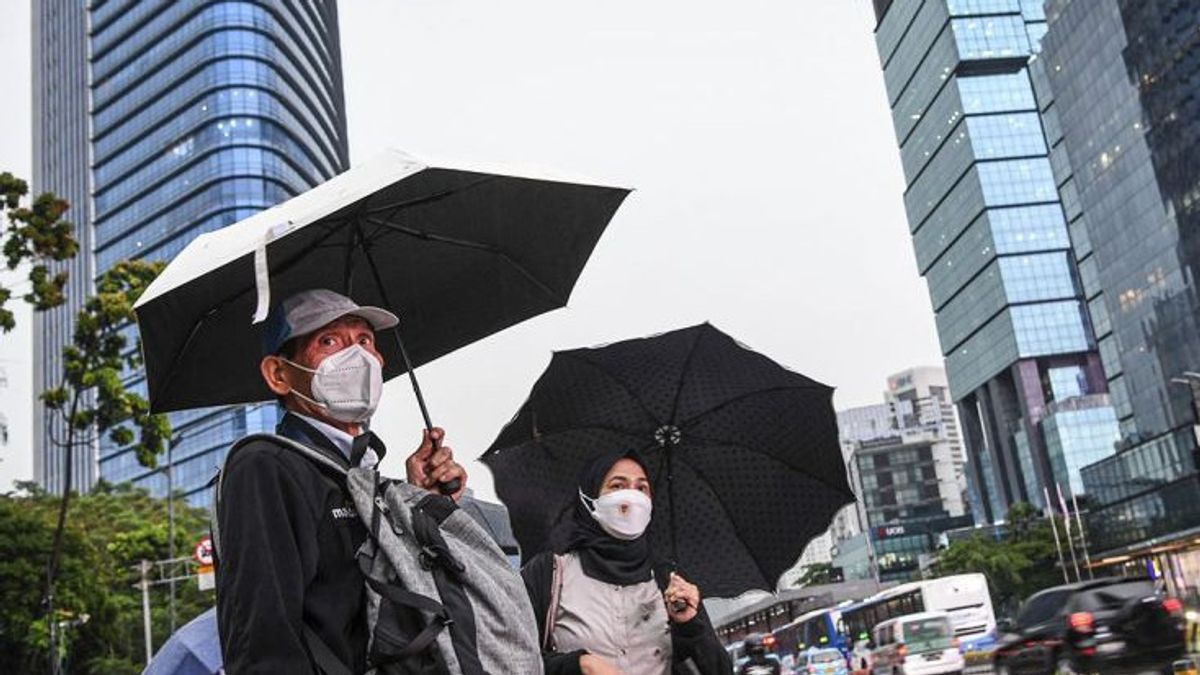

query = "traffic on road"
[{"left": 724, "top": 573, "right": 1192, "bottom": 675}]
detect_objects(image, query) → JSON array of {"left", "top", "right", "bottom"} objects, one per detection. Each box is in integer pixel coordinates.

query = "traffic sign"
[{"left": 193, "top": 536, "right": 214, "bottom": 566}]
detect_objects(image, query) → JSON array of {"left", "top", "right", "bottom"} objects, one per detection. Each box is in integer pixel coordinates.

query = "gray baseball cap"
[{"left": 262, "top": 288, "right": 398, "bottom": 355}]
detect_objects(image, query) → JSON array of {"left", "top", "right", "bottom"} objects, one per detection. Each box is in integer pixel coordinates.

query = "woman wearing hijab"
[{"left": 521, "top": 451, "right": 732, "bottom": 675}]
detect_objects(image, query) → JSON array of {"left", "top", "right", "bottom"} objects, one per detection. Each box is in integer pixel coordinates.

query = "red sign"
[{"left": 194, "top": 535, "right": 214, "bottom": 566}]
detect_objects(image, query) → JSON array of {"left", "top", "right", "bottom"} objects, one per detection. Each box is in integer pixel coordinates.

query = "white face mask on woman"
[
  {"left": 580, "top": 488, "right": 653, "bottom": 540},
  {"left": 283, "top": 344, "right": 383, "bottom": 424}
]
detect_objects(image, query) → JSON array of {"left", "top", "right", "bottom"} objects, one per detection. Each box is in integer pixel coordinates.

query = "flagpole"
[
  {"left": 1057, "top": 483, "right": 1082, "bottom": 582},
  {"left": 1044, "top": 487, "right": 1070, "bottom": 584},
  {"left": 1071, "top": 490, "right": 1094, "bottom": 579}
]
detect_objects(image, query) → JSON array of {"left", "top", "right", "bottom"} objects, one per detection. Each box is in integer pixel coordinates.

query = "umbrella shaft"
[
  {"left": 391, "top": 326, "right": 459, "bottom": 495},
  {"left": 361, "top": 231, "right": 458, "bottom": 495}
]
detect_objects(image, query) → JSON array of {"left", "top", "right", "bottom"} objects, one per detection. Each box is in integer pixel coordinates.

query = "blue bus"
[
  {"left": 771, "top": 574, "right": 998, "bottom": 661},
  {"left": 771, "top": 607, "right": 850, "bottom": 662}
]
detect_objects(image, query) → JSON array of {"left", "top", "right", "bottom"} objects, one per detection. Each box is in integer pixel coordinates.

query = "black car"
[{"left": 993, "top": 577, "right": 1186, "bottom": 675}]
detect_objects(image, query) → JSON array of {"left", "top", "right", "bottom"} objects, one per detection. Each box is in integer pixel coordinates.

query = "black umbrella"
[
  {"left": 481, "top": 323, "right": 853, "bottom": 597},
  {"left": 134, "top": 150, "right": 629, "bottom": 416}
]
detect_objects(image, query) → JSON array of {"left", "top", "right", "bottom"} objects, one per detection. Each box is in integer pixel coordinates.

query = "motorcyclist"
[{"left": 737, "top": 633, "right": 781, "bottom": 675}]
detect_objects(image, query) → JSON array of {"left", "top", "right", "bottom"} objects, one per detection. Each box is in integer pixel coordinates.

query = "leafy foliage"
[
  {"left": 37, "top": 259, "right": 174, "bottom": 674},
  {"left": 794, "top": 562, "right": 839, "bottom": 587},
  {"left": 0, "top": 172, "right": 78, "bottom": 332},
  {"left": 0, "top": 482, "right": 212, "bottom": 674},
  {"left": 40, "top": 259, "right": 171, "bottom": 467},
  {"left": 932, "top": 502, "right": 1071, "bottom": 616}
]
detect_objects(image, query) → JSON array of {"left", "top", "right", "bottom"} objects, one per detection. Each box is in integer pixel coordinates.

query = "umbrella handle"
[
  {"left": 431, "top": 434, "right": 462, "bottom": 496},
  {"left": 400, "top": 359, "right": 460, "bottom": 496}
]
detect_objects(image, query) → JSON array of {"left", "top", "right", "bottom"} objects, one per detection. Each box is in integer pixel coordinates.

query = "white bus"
[{"left": 839, "top": 574, "right": 996, "bottom": 651}]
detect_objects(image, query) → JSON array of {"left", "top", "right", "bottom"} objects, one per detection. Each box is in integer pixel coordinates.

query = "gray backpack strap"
[{"left": 211, "top": 433, "right": 348, "bottom": 557}]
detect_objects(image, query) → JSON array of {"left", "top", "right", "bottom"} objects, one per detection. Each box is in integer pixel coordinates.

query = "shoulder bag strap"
[
  {"left": 543, "top": 554, "right": 565, "bottom": 651},
  {"left": 302, "top": 625, "right": 354, "bottom": 675}
]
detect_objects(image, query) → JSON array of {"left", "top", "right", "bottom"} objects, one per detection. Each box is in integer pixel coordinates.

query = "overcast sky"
[{"left": 0, "top": 0, "right": 942, "bottom": 499}]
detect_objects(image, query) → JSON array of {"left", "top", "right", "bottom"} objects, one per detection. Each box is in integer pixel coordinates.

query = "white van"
[{"left": 871, "top": 611, "right": 964, "bottom": 675}]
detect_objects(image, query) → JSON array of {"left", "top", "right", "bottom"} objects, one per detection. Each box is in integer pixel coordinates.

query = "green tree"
[
  {"left": 0, "top": 172, "right": 78, "bottom": 332},
  {"left": 0, "top": 481, "right": 212, "bottom": 674},
  {"left": 795, "top": 562, "right": 839, "bottom": 587},
  {"left": 931, "top": 502, "right": 1068, "bottom": 616},
  {"left": 39, "top": 260, "right": 172, "bottom": 672}
]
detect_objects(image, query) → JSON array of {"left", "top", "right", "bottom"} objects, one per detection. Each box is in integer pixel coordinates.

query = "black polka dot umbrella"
[{"left": 481, "top": 323, "right": 853, "bottom": 598}]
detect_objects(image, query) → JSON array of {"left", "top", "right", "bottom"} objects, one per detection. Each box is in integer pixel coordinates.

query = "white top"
[
  {"left": 293, "top": 412, "right": 379, "bottom": 469},
  {"left": 553, "top": 552, "right": 672, "bottom": 675}
]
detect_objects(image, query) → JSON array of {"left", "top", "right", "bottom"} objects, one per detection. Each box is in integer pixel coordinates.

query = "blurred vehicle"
[
  {"left": 1174, "top": 657, "right": 1200, "bottom": 675},
  {"left": 738, "top": 633, "right": 783, "bottom": 675},
  {"left": 803, "top": 647, "right": 850, "bottom": 675},
  {"left": 992, "top": 577, "right": 1185, "bottom": 675},
  {"left": 735, "top": 653, "right": 784, "bottom": 675},
  {"left": 849, "top": 637, "right": 874, "bottom": 675},
  {"left": 728, "top": 640, "right": 746, "bottom": 664},
  {"left": 841, "top": 574, "right": 996, "bottom": 652},
  {"left": 871, "top": 611, "right": 965, "bottom": 675},
  {"left": 775, "top": 607, "right": 847, "bottom": 664}
]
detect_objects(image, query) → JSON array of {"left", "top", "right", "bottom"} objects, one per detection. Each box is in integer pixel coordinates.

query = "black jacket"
[
  {"left": 521, "top": 551, "right": 732, "bottom": 675},
  {"left": 216, "top": 413, "right": 385, "bottom": 675}
]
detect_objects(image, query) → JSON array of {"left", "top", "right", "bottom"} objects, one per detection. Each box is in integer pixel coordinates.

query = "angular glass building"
[
  {"left": 33, "top": 0, "right": 350, "bottom": 505},
  {"left": 871, "top": 0, "right": 1118, "bottom": 524},
  {"left": 1040, "top": 0, "right": 1200, "bottom": 581}
]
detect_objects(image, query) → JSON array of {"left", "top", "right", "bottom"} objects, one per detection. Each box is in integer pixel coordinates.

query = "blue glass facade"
[
  {"left": 35, "top": 1, "right": 349, "bottom": 505},
  {"left": 873, "top": 0, "right": 1117, "bottom": 524},
  {"left": 1040, "top": 0, "right": 1200, "bottom": 557},
  {"left": 1041, "top": 395, "right": 1120, "bottom": 497}
]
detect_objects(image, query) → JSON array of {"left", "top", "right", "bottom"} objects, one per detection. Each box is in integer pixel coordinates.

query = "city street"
[{"left": 3, "top": 0, "right": 1200, "bottom": 673}]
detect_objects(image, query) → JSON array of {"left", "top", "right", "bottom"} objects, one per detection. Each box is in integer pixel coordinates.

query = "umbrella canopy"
[
  {"left": 481, "top": 323, "right": 854, "bottom": 598},
  {"left": 142, "top": 607, "right": 221, "bottom": 675},
  {"left": 134, "top": 149, "right": 629, "bottom": 413}
]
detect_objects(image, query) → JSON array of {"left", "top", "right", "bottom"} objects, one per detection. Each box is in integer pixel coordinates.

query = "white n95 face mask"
[
  {"left": 284, "top": 344, "right": 383, "bottom": 424},
  {"left": 580, "top": 488, "right": 653, "bottom": 540}
]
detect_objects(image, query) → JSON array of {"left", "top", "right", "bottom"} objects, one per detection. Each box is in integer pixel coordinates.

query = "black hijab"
[{"left": 555, "top": 450, "right": 654, "bottom": 586}]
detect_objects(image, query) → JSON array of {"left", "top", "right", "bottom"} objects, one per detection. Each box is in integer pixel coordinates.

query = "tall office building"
[
  {"left": 1038, "top": 0, "right": 1200, "bottom": 584},
  {"left": 32, "top": 0, "right": 95, "bottom": 494},
  {"left": 871, "top": 0, "right": 1119, "bottom": 525},
  {"left": 836, "top": 367, "right": 969, "bottom": 582},
  {"left": 33, "top": 1, "right": 350, "bottom": 504}
]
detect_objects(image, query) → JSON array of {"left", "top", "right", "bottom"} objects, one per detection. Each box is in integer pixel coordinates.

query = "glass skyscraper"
[
  {"left": 32, "top": 0, "right": 94, "bottom": 495},
  {"left": 871, "top": 0, "right": 1119, "bottom": 524},
  {"left": 1039, "top": 0, "right": 1200, "bottom": 571},
  {"left": 33, "top": 0, "right": 350, "bottom": 505}
]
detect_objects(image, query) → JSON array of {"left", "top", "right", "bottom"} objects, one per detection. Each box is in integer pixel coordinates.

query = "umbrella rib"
[
  {"left": 562, "top": 352, "right": 665, "bottom": 426},
  {"left": 254, "top": 217, "right": 353, "bottom": 284},
  {"left": 665, "top": 457, "right": 777, "bottom": 589},
  {"left": 365, "top": 176, "right": 497, "bottom": 217},
  {"left": 363, "top": 217, "right": 565, "bottom": 304},
  {"left": 676, "top": 384, "right": 832, "bottom": 429},
  {"left": 480, "top": 424, "right": 652, "bottom": 461},
  {"left": 148, "top": 212, "right": 358, "bottom": 408},
  {"left": 677, "top": 432, "right": 857, "bottom": 502},
  {"left": 666, "top": 327, "right": 707, "bottom": 425},
  {"left": 152, "top": 307, "right": 217, "bottom": 408}
]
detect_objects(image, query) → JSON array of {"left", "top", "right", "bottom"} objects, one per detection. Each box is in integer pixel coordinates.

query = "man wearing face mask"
[
  {"left": 215, "top": 289, "right": 468, "bottom": 674},
  {"left": 521, "top": 451, "right": 731, "bottom": 675}
]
